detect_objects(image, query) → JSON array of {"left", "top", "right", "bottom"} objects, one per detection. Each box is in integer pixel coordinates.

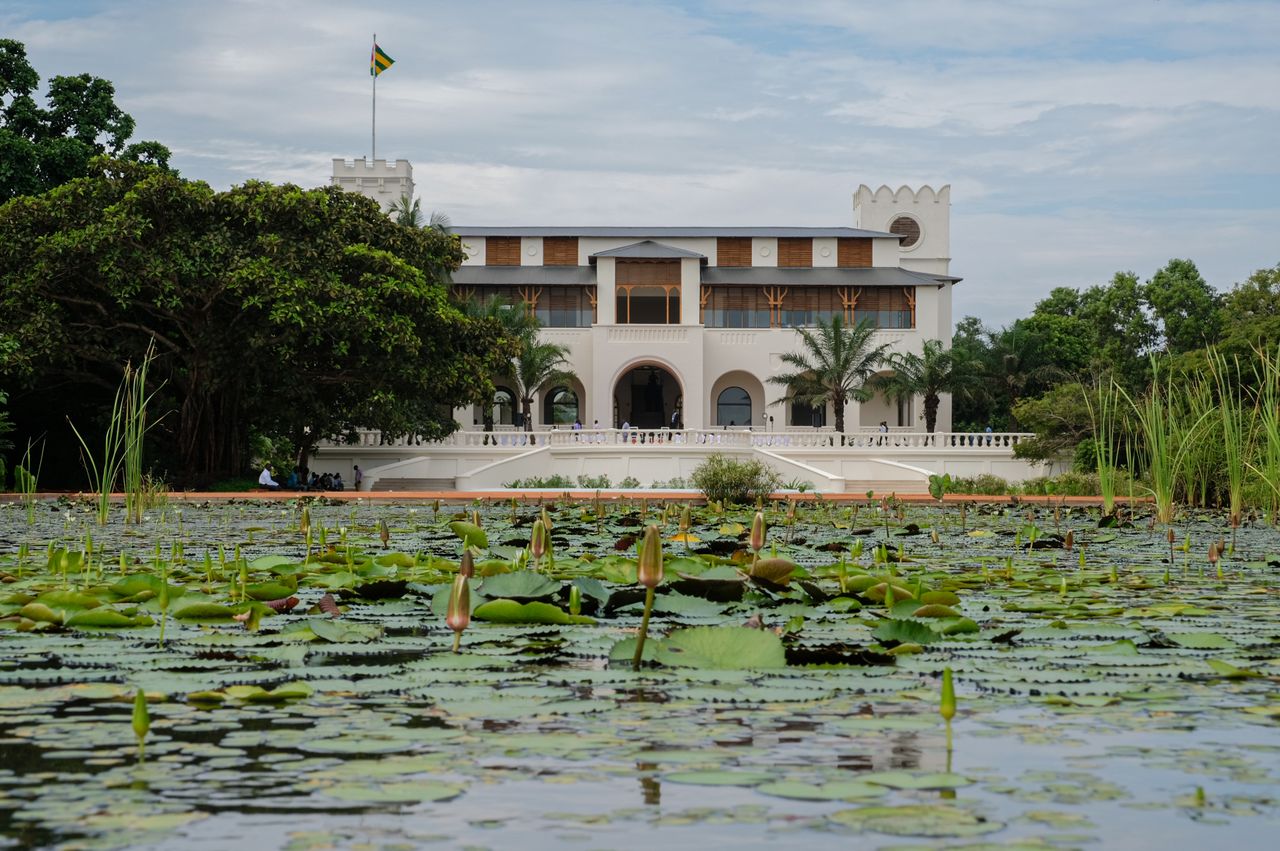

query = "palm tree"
[
  {"left": 769, "top": 315, "right": 891, "bottom": 434},
  {"left": 511, "top": 329, "right": 576, "bottom": 432},
  {"left": 388, "top": 194, "right": 422, "bottom": 227},
  {"left": 875, "top": 339, "right": 983, "bottom": 433},
  {"left": 458, "top": 295, "right": 538, "bottom": 431}
]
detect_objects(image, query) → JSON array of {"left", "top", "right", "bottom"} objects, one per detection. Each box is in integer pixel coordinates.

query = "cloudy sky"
[{"left": 5, "top": 0, "right": 1279, "bottom": 326}]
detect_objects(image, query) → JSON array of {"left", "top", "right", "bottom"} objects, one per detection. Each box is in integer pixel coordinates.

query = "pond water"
[{"left": 0, "top": 496, "right": 1276, "bottom": 849}]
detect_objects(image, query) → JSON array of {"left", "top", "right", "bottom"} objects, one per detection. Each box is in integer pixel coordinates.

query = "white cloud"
[{"left": 4, "top": 0, "right": 1278, "bottom": 329}]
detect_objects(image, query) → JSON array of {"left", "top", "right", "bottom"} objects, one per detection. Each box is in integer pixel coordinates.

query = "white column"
[
  {"left": 596, "top": 257, "right": 616, "bottom": 324},
  {"left": 680, "top": 257, "right": 701, "bottom": 325}
]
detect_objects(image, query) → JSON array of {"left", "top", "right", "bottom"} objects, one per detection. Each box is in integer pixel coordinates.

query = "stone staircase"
[
  {"left": 844, "top": 479, "right": 929, "bottom": 495},
  {"left": 370, "top": 477, "right": 456, "bottom": 492}
]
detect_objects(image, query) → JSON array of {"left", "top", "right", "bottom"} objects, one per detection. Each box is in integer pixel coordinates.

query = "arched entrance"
[{"left": 613, "top": 364, "right": 682, "bottom": 429}]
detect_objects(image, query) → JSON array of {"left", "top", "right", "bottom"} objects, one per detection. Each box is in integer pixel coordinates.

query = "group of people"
[{"left": 258, "top": 464, "right": 364, "bottom": 492}]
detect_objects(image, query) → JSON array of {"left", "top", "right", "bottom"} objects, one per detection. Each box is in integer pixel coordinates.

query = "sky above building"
[{"left": 5, "top": 0, "right": 1278, "bottom": 327}]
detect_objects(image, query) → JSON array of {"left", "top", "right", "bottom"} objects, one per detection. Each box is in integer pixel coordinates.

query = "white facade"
[
  {"left": 330, "top": 158, "right": 414, "bottom": 213},
  {"left": 451, "top": 184, "right": 957, "bottom": 436}
]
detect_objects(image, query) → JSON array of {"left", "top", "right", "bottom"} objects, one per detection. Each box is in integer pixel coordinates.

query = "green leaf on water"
[
  {"left": 664, "top": 769, "right": 772, "bottom": 786},
  {"left": 655, "top": 626, "right": 786, "bottom": 669},
  {"left": 449, "top": 521, "right": 488, "bottom": 549},
  {"left": 1167, "top": 632, "right": 1236, "bottom": 650},
  {"left": 478, "top": 571, "right": 561, "bottom": 600},
  {"left": 472, "top": 599, "right": 595, "bottom": 625},
  {"left": 871, "top": 619, "right": 939, "bottom": 645}
]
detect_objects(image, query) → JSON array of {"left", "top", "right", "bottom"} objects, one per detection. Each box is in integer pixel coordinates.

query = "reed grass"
[
  {"left": 1083, "top": 378, "right": 1122, "bottom": 516},
  {"left": 67, "top": 343, "right": 163, "bottom": 526},
  {"left": 1118, "top": 358, "right": 1212, "bottom": 524},
  {"left": 1207, "top": 350, "right": 1251, "bottom": 522},
  {"left": 1247, "top": 344, "right": 1280, "bottom": 522}
]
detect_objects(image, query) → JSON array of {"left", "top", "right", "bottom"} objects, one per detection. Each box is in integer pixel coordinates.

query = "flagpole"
[{"left": 371, "top": 33, "right": 377, "bottom": 162}]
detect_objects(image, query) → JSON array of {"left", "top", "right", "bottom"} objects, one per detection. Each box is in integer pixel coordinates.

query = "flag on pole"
[{"left": 371, "top": 43, "right": 394, "bottom": 76}]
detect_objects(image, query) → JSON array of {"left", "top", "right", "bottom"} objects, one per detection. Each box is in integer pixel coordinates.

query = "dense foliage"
[
  {"left": 0, "top": 39, "right": 170, "bottom": 202},
  {"left": 690, "top": 454, "right": 782, "bottom": 505},
  {"left": 0, "top": 159, "right": 511, "bottom": 484}
]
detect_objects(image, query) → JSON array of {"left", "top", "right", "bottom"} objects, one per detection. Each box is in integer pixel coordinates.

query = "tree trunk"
[
  {"left": 833, "top": 393, "right": 845, "bottom": 436},
  {"left": 522, "top": 396, "right": 533, "bottom": 432},
  {"left": 924, "top": 393, "right": 940, "bottom": 433}
]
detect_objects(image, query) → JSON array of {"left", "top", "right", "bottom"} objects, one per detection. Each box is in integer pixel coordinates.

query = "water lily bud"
[
  {"left": 940, "top": 667, "right": 956, "bottom": 722},
  {"left": 1064, "top": 530, "right": 1074, "bottom": 551},
  {"left": 1208, "top": 542, "right": 1219, "bottom": 564},
  {"left": 530, "top": 519, "right": 548, "bottom": 561},
  {"left": 446, "top": 574, "right": 471, "bottom": 634},
  {"left": 569, "top": 584, "right": 581, "bottom": 616},
  {"left": 1166, "top": 527, "right": 1175, "bottom": 545},
  {"left": 132, "top": 687, "right": 150, "bottom": 742},
  {"left": 540, "top": 506, "right": 552, "bottom": 531},
  {"left": 637, "top": 524, "right": 664, "bottom": 588},
  {"left": 750, "top": 511, "right": 766, "bottom": 552},
  {"left": 459, "top": 549, "right": 475, "bottom": 579},
  {"left": 300, "top": 506, "right": 311, "bottom": 533},
  {"left": 883, "top": 584, "right": 895, "bottom": 609},
  {"left": 679, "top": 505, "right": 691, "bottom": 533}
]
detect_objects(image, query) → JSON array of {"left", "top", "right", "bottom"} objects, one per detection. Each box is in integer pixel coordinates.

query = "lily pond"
[{"left": 0, "top": 495, "right": 1277, "bottom": 850}]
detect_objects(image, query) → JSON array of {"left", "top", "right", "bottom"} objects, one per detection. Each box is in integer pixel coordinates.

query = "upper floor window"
[
  {"left": 716, "top": 237, "right": 752, "bottom": 267},
  {"left": 543, "top": 237, "right": 579, "bottom": 266},
  {"left": 487, "top": 237, "right": 521, "bottom": 266},
  {"left": 616, "top": 260, "right": 680, "bottom": 325},
  {"left": 837, "top": 238, "right": 872, "bottom": 268},
  {"left": 703, "top": 285, "right": 916, "bottom": 329},
  {"left": 777, "top": 238, "right": 813, "bottom": 268}
]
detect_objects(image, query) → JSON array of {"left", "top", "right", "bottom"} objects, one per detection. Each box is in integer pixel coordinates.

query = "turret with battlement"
[
  {"left": 331, "top": 158, "right": 414, "bottom": 213},
  {"left": 853, "top": 184, "right": 950, "bottom": 277}
]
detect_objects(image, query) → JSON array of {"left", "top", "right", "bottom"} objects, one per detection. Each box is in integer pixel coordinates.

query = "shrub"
[
  {"left": 503, "top": 474, "right": 574, "bottom": 488},
  {"left": 690, "top": 454, "right": 782, "bottom": 505},
  {"left": 650, "top": 476, "right": 690, "bottom": 489},
  {"left": 617, "top": 476, "right": 641, "bottom": 488},
  {"left": 576, "top": 474, "right": 612, "bottom": 489},
  {"left": 949, "top": 474, "right": 1010, "bottom": 495}
]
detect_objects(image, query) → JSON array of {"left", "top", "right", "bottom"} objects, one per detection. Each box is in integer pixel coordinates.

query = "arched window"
[
  {"left": 790, "top": 400, "right": 826, "bottom": 427},
  {"left": 543, "top": 387, "right": 579, "bottom": 425},
  {"left": 716, "top": 387, "right": 752, "bottom": 426},
  {"left": 493, "top": 387, "right": 516, "bottom": 426}
]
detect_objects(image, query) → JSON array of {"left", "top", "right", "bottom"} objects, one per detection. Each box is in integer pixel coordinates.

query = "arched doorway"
[
  {"left": 614, "top": 364, "right": 682, "bottom": 429},
  {"left": 543, "top": 386, "right": 580, "bottom": 426}
]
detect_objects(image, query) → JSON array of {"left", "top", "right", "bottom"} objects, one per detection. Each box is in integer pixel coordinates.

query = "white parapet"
[{"left": 331, "top": 157, "right": 415, "bottom": 213}]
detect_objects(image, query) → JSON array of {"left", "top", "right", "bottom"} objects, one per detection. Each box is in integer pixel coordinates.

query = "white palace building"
[{"left": 323, "top": 158, "right": 1041, "bottom": 493}]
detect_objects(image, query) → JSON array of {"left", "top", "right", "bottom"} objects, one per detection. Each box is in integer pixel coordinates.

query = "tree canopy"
[
  {"left": 0, "top": 159, "right": 511, "bottom": 484},
  {"left": 769, "top": 315, "right": 890, "bottom": 434},
  {"left": 0, "top": 39, "right": 170, "bottom": 202}
]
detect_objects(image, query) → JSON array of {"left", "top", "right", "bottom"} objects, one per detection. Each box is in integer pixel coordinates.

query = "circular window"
[{"left": 889, "top": 215, "right": 921, "bottom": 249}]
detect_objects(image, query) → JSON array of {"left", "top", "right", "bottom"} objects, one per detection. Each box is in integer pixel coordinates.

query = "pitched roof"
[
  {"left": 454, "top": 225, "right": 897, "bottom": 239},
  {"left": 590, "top": 240, "right": 706, "bottom": 260},
  {"left": 701, "top": 267, "right": 961, "bottom": 286},
  {"left": 451, "top": 266, "right": 597, "bottom": 286}
]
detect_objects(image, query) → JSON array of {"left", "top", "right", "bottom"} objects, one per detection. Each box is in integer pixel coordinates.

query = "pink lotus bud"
[
  {"left": 459, "top": 549, "right": 475, "bottom": 579},
  {"left": 637, "top": 524, "right": 664, "bottom": 588},
  {"left": 530, "top": 519, "right": 548, "bottom": 560},
  {"left": 750, "top": 510, "right": 766, "bottom": 552},
  {"left": 446, "top": 574, "right": 470, "bottom": 633}
]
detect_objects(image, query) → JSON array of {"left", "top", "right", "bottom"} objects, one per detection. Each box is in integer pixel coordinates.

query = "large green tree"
[
  {"left": 875, "top": 339, "right": 982, "bottom": 433},
  {"left": 1145, "top": 258, "right": 1221, "bottom": 354},
  {"left": 0, "top": 39, "right": 170, "bottom": 202},
  {"left": 769, "top": 315, "right": 891, "bottom": 434},
  {"left": 0, "top": 159, "right": 509, "bottom": 483}
]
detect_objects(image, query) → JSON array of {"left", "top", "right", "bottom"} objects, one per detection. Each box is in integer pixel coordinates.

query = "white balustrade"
[{"left": 327, "top": 428, "right": 1031, "bottom": 451}]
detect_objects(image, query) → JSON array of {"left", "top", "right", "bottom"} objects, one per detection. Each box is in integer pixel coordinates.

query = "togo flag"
[{"left": 371, "top": 43, "right": 394, "bottom": 76}]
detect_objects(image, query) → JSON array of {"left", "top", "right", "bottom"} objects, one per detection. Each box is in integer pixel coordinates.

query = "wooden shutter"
[
  {"left": 777, "top": 238, "right": 813, "bottom": 268},
  {"left": 487, "top": 237, "right": 521, "bottom": 266},
  {"left": 616, "top": 260, "right": 679, "bottom": 286},
  {"left": 837, "top": 238, "right": 872, "bottom": 268},
  {"left": 543, "top": 237, "right": 578, "bottom": 266},
  {"left": 717, "top": 237, "right": 752, "bottom": 267}
]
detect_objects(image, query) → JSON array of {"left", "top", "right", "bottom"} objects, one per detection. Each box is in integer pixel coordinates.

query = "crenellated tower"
[
  {"left": 853, "top": 184, "right": 951, "bottom": 277},
  {"left": 331, "top": 158, "right": 414, "bottom": 214}
]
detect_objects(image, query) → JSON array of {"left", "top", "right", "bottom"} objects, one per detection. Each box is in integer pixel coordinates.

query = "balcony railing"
[{"left": 328, "top": 428, "right": 1031, "bottom": 451}]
